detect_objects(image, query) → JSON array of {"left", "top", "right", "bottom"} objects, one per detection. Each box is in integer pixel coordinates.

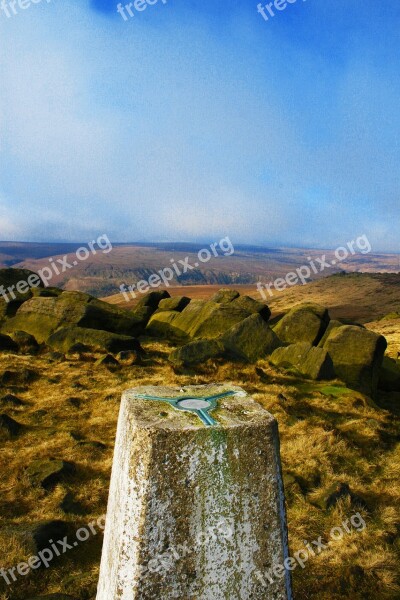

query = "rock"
[
  {"left": 33, "top": 520, "right": 69, "bottom": 553},
  {"left": 231, "top": 295, "right": 271, "bottom": 321},
  {"left": 173, "top": 300, "right": 252, "bottom": 339},
  {"left": 0, "top": 413, "right": 23, "bottom": 437},
  {"left": 379, "top": 356, "right": 400, "bottom": 392},
  {"left": 9, "top": 330, "right": 39, "bottom": 354},
  {"left": 30, "top": 286, "right": 63, "bottom": 297},
  {"left": 273, "top": 303, "right": 330, "bottom": 345},
  {"left": 270, "top": 342, "right": 335, "bottom": 380},
  {"left": 221, "top": 314, "right": 280, "bottom": 362},
  {"left": 0, "top": 368, "right": 39, "bottom": 386},
  {"left": 0, "top": 393, "right": 25, "bottom": 407},
  {"left": 323, "top": 325, "right": 387, "bottom": 396},
  {"left": 0, "top": 332, "right": 19, "bottom": 352},
  {"left": 317, "top": 320, "right": 344, "bottom": 347},
  {"left": 95, "top": 354, "right": 120, "bottom": 367},
  {"left": 60, "top": 491, "right": 87, "bottom": 515},
  {"left": 26, "top": 459, "right": 76, "bottom": 489},
  {"left": 146, "top": 310, "right": 188, "bottom": 340},
  {"left": 157, "top": 296, "right": 191, "bottom": 312},
  {"left": 210, "top": 288, "right": 240, "bottom": 303},
  {"left": 168, "top": 339, "right": 224, "bottom": 366},
  {"left": 47, "top": 326, "right": 142, "bottom": 355},
  {"left": 0, "top": 267, "right": 44, "bottom": 302},
  {"left": 135, "top": 290, "right": 171, "bottom": 310},
  {"left": 2, "top": 291, "right": 145, "bottom": 342}
]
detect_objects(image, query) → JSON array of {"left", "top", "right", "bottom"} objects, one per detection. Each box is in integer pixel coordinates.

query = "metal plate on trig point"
[{"left": 134, "top": 387, "right": 247, "bottom": 427}]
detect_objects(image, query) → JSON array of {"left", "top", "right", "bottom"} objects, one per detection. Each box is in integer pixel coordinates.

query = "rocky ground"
[{"left": 0, "top": 269, "right": 399, "bottom": 600}]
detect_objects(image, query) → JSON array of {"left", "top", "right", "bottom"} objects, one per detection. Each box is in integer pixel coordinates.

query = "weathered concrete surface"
[{"left": 96, "top": 384, "right": 292, "bottom": 600}]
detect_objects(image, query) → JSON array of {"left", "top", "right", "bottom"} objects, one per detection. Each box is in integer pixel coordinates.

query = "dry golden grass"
[{"left": 0, "top": 342, "right": 399, "bottom": 599}]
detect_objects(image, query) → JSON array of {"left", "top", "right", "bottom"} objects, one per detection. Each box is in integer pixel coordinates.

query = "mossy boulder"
[
  {"left": 168, "top": 339, "right": 224, "bottom": 367},
  {"left": 230, "top": 295, "right": 271, "bottom": 322},
  {"left": 221, "top": 313, "right": 280, "bottom": 362},
  {"left": 157, "top": 296, "right": 191, "bottom": 313},
  {"left": 30, "top": 286, "right": 63, "bottom": 298},
  {"left": 190, "top": 303, "right": 251, "bottom": 339},
  {"left": 135, "top": 290, "right": 171, "bottom": 310},
  {"left": 147, "top": 298, "right": 256, "bottom": 341},
  {"left": 210, "top": 288, "right": 240, "bottom": 303},
  {"left": 270, "top": 342, "right": 335, "bottom": 380},
  {"left": 317, "top": 320, "right": 344, "bottom": 347},
  {"left": 2, "top": 291, "right": 145, "bottom": 342},
  {"left": 0, "top": 268, "right": 44, "bottom": 298},
  {"left": 146, "top": 311, "right": 188, "bottom": 340},
  {"left": 379, "top": 356, "right": 400, "bottom": 392},
  {"left": 174, "top": 300, "right": 251, "bottom": 339},
  {"left": 9, "top": 330, "right": 39, "bottom": 354},
  {"left": 47, "top": 326, "right": 141, "bottom": 355},
  {"left": 323, "top": 325, "right": 387, "bottom": 396},
  {"left": 0, "top": 268, "right": 44, "bottom": 328},
  {"left": 273, "top": 302, "right": 330, "bottom": 345}
]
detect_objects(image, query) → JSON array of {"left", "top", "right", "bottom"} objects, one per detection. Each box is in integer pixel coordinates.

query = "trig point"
[{"left": 96, "top": 384, "right": 292, "bottom": 600}]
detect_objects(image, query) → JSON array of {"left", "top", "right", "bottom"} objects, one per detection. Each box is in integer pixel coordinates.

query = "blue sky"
[{"left": 0, "top": 0, "right": 399, "bottom": 250}]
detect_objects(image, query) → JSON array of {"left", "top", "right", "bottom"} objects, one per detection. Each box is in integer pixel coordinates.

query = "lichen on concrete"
[{"left": 96, "top": 384, "right": 292, "bottom": 600}]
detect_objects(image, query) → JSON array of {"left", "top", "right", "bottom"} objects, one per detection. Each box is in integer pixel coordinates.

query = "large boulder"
[
  {"left": 323, "top": 325, "right": 387, "bottom": 396},
  {"left": 210, "top": 289, "right": 240, "bottom": 303},
  {"left": 230, "top": 295, "right": 271, "bottom": 322},
  {"left": 47, "top": 326, "right": 142, "bottom": 355},
  {"left": 317, "top": 320, "right": 344, "bottom": 347},
  {"left": 269, "top": 342, "right": 335, "bottom": 380},
  {"left": 146, "top": 299, "right": 251, "bottom": 341},
  {"left": 379, "top": 356, "right": 400, "bottom": 392},
  {"left": 168, "top": 339, "right": 224, "bottom": 367},
  {"left": 9, "top": 330, "right": 39, "bottom": 354},
  {"left": 221, "top": 314, "right": 280, "bottom": 363},
  {"left": 0, "top": 268, "right": 44, "bottom": 299},
  {"left": 135, "top": 290, "right": 171, "bottom": 310},
  {"left": 273, "top": 303, "right": 330, "bottom": 345},
  {"left": 0, "top": 268, "right": 44, "bottom": 325},
  {"left": 146, "top": 311, "right": 188, "bottom": 340},
  {"left": 2, "top": 291, "right": 145, "bottom": 342},
  {"left": 157, "top": 296, "right": 191, "bottom": 313}
]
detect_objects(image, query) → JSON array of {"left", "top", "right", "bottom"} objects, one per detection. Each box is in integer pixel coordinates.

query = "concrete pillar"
[{"left": 96, "top": 384, "right": 292, "bottom": 600}]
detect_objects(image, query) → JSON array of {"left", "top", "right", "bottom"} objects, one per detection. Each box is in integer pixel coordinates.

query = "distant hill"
[
  {"left": 106, "top": 272, "right": 400, "bottom": 328},
  {"left": 1, "top": 241, "right": 399, "bottom": 298}
]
